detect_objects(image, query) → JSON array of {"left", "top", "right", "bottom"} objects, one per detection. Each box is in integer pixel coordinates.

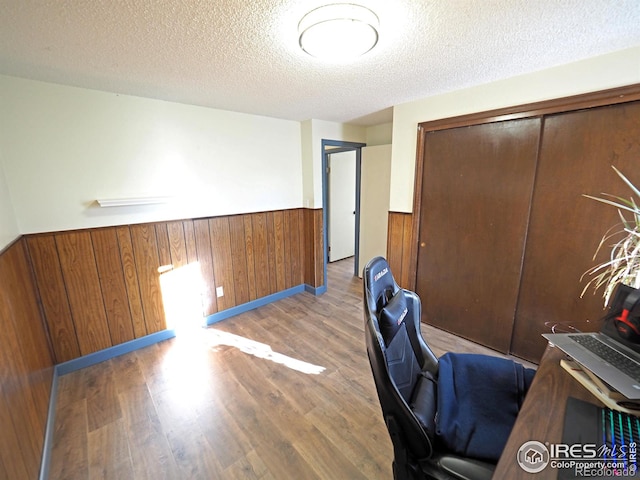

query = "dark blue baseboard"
[
  {"left": 306, "top": 284, "right": 327, "bottom": 295},
  {"left": 205, "top": 285, "right": 304, "bottom": 325},
  {"left": 55, "top": 329, "right": 177, "bottom": 376},
  {"left": 204, "top": 283, "right": 324, "bottom": 325}
]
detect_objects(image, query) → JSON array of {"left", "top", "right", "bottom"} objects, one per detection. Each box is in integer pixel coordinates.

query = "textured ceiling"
[{"left": 0, "top": 0, "right": 638, "bottom": 126}]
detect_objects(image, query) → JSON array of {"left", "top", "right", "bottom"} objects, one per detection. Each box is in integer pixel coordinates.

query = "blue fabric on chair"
[{"left": 435, "top": 353, "right": 535, "bottom": 462}]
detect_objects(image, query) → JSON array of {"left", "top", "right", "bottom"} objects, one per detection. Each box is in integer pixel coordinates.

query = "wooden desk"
[{"left": 494, "top": 344, "right": 604, "bottom": 479}]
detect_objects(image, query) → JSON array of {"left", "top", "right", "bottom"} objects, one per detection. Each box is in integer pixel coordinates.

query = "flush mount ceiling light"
[{"left": 298, "top": 3, "right": 379, "bottom": 61}]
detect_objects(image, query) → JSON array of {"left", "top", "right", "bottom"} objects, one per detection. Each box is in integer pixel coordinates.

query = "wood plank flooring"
[{"left": 49, "top": 257, "right": 534, "bottom": 479}]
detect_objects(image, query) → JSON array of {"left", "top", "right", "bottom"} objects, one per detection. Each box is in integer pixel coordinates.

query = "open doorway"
[
  {"left": 328, "top": 149, "right": 356, "bottom": 262},
  {"left": 321, "top": 139, "right": 366, "bottom": 282}
]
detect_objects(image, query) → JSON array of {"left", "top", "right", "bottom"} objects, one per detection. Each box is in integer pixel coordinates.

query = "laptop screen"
[{"left": 601, "top": 284, "right": 640, "bottom": 355}]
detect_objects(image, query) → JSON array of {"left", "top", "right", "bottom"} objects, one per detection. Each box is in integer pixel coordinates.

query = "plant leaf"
[
  {"left": 581, "top": 166, "right": 640, "bottom": 306},
  {"left": 582, "top": 194, "right": 640, "bottom": 215},
  {"left": 613, "top": 165, "right": 640, "bottom": 199}
]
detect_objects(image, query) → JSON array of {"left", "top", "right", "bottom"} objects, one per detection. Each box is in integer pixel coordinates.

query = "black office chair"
[{"left": 363, "top": 256, "right": 496, "bottom": 480}]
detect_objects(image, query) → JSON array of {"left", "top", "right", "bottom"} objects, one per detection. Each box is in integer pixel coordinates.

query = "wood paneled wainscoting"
[
  {"left": 0, "top": 208, "right": 322, "bottom": 478},
  {"left": 386, "top": 211, "right": 414, "bottom": 289},
  {"left": 26, "top": 208, "right": 324, "bottom": 365},
  {"left": 0, "top": 238, "right": 55, "bottom": 479}
]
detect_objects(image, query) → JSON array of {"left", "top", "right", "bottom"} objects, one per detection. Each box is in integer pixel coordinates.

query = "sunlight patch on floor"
[
  {"left": 158, "top": 338, "right": 215, "bottom": 408},
  {"left": 158, "top": 262, "right": 325, "bottom": 375},
  {"left": 206, "top": 328, "right": 326, "bottom": 375}
]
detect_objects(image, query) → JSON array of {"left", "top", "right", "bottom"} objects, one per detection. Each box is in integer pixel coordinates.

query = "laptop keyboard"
[
  {"left": 561, "top": 397, "right": 639, "bottom": 480},
  {"left": 600, "top": 404, "right": 640, "bottom": 452},
  {"left": 569, "top": 334, "right": 640, "bottom": 382}
]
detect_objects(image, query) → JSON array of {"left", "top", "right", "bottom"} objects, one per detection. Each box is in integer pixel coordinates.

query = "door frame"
[{"left": 321, "top": 139, "right": 366, "bottom": 281}]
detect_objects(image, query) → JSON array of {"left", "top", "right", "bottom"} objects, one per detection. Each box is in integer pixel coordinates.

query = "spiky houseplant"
[{"left": 581, "top": 166, "right": 640, "bottom": 307}]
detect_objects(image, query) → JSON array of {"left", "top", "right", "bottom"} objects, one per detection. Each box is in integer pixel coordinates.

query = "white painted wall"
[
  {"left": 358, "top": 144, "right": 392, "bottom": 277},
  {"left": 3, "top": 46, "right": 636, "bottom": 248},
  {"left": 390, "top": 46, "right": 640, "bottom": 212},
  {"left": 301, "top": 119, "right": 366, "bottom": 209},
  {"left": 0, "top": 151, "right": 19, "bottom": 250},
  {"left": 366, "top": 122, "right": 393, "bottom": 146},
  {"left": 0, "top": 76, "right": 303, "bottom": 234}
]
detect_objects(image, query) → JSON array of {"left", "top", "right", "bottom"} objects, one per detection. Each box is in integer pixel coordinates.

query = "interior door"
[
  {"left": 416, "top": 118, "right": 541, "bottom": 352},
  {"left": 328, "top": 150, "right": 356, "bottom": 262}
]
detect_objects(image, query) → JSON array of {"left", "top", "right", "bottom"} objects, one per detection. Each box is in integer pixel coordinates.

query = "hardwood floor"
[{"left": 49, "top": 257, "right": 534, "bottom": 479}]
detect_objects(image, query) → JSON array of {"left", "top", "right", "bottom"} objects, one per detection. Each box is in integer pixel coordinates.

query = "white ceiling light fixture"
[{"left": 298, "top": 3, "right": 379, "bottom": 61}]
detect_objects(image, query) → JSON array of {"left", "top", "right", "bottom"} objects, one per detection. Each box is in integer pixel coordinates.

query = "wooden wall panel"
[
  {"left": 243, "top": 215, "right": 258, "bottom": 301},
  {"left": 167, "top": 221, "right": 188, "bottom": 269},
  {"left": 228, "top": 215, "right": 251, "bottom": 305},
  {"left": 281, "top": 210, "right": 304, "bottom": 289},
  {"left": 0, "top": 347, "right": 41, "bottom": 478},
  {"left": 0, "top": 382, "right": 33, "bottom": 479},
  {"left": 115, "top": 226, "right": 147, "bottom": 339},
  {"left": 303, "top": 209, "right": 324, "bottom": 288},
  {"left": 252, "top": 212, "right": 272, "bottom": 299},
  {"left": 91, "top": 229, "right": 135, "bottom": 346},
  {"left": 282, "top": 211, "right": 293, "bottom": 289},
  {"left": 155, "top": 223, "right": 172, "bottom": 268},
  {"left": 288, "top": 209, "right": 304, "bottom": 288},
  {"left": 0, "top": 239, "right": 54, "bottom": 478},
  {"left": 273, "top": 210, "right": 287, "bottom": 291},
  {"left": 265, "top": 211, "right": 278, "bottom": 295},
  {"left": 56, "top": 232, "right": 113, "bottom": 355},
  {"left": 183, "top": 220, "right": 198, "bottom": 264},
  {"left": 400, "top": 214, "right": 413, "bottom": 290},
  {"left": 27, "top": 235, "right": 81, "bottom": 362},
  {"left": 209, "top": 216, "right": 236, "bottom": 311},
  {"left": 22, "top": 208, "right": 320, "bottom": 364},
  {"left": 193, "top": 219, "right": 217, "bottom": 316},
  {"left": 315, "top": 209, "right": 324, "bottom": 287},
  {"left": 130, "top": 224, "right": 166, "bottom": 334},
  {"left": 387, "top": 212, "right": 413, "bottom": 289},
  {"left": 303, "top": 209, "right": 313, "bottom": 287}
]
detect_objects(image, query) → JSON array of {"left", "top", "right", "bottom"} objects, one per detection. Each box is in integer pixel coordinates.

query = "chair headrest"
[
  {"left": 379, "top": 291, "right": 409, "bottom": 346},
  {"left": 363, "top": 256, "right": 400, "bottom": 313}
]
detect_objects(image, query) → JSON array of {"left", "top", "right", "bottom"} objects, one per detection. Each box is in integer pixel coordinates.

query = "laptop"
[
  {"left": 543, "top": 284, "right": 640, "bottom": 400},
  {"left": 543, "top": 329, "right": 640, "bottom": 399}
]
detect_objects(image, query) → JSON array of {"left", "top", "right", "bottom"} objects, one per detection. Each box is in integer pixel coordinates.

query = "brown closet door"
[
  {"left": 416, "top": 118, "right": 541, "bottom": 352},
  {"left": 512, "top": 101, "right": 640, "bottom": 362}
]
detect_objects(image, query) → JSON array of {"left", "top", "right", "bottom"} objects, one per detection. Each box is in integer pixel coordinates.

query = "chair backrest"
[{"left": 362, "top": 256, "right": 436, "bottom": 460}]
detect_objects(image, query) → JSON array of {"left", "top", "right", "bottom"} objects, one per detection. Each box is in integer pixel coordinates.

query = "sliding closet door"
[
  {"left": 511, "top": 101, "right": 640, "bottom": 362},
  {"left": 416, "top": 118, "right": 541, "bottom": 352}
]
